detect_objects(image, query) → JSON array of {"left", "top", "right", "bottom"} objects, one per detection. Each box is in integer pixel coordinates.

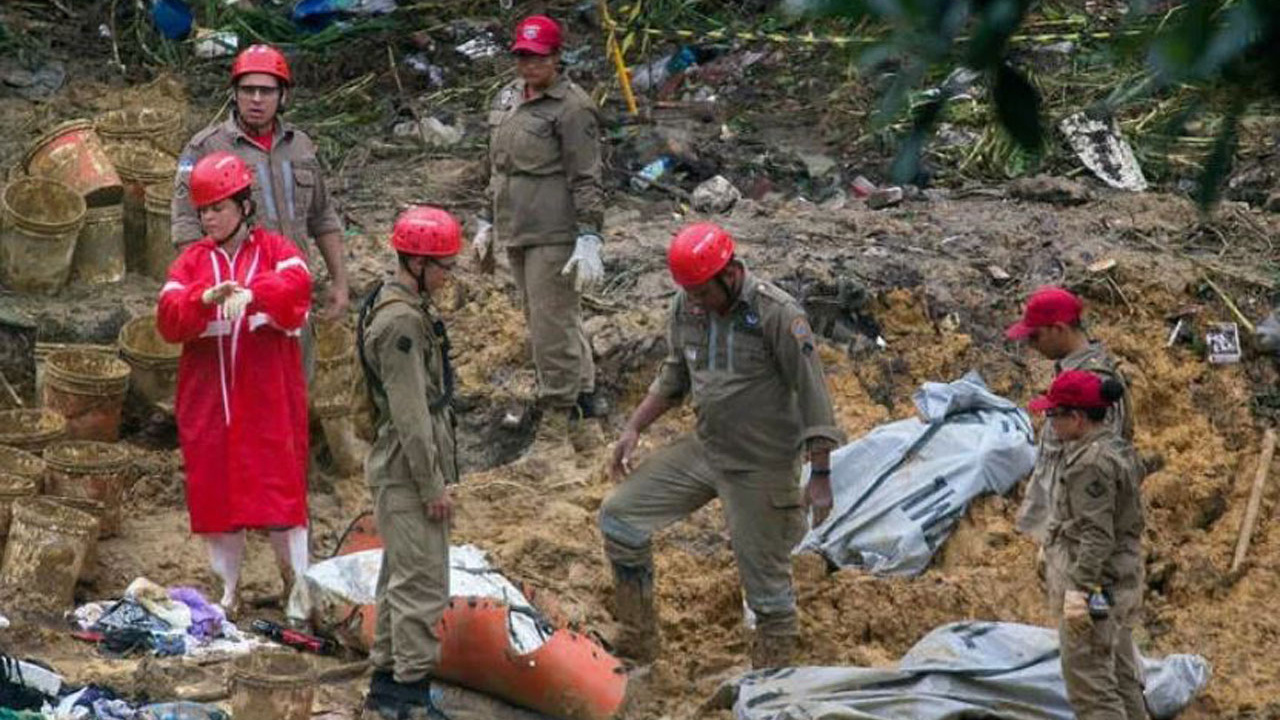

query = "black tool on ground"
[
  {"left": 1087, "top": 587, "right": 1111, "bottom": 620},
  {"left": 250, "top": 619, "right": 336, "bottom": 655}
]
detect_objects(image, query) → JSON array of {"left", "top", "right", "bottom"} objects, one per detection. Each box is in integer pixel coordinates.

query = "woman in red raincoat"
[{"left": 157, "top": 151, "right": 311, "bottom": 618}]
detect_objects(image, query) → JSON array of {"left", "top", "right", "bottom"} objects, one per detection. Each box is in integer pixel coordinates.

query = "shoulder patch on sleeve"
[
  {"left": 791, "top": 316, "right": 815, "bottom": 355},
  {"left": 396, "top": 336, "right": 413, "bottom": 353},
  {"left": 177, "top": 153, "right": 197, "bottom": 176}
]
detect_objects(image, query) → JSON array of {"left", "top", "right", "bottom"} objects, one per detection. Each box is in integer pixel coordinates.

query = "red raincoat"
[{"left": 157, "top": 228, "right": 312, "bottom": 534}]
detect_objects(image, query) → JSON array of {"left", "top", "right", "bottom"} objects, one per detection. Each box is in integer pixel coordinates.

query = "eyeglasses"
[{"left": 236, "top": 85, "right": 281, "bottom": 99}]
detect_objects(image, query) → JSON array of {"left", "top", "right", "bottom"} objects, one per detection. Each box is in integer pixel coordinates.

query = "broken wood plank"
[{"left": 1232, "top": 428, "right": 1277, "bottom": 574}]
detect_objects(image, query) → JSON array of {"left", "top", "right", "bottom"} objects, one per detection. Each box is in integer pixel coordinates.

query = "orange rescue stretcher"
[{"left": 326, "top": 515, "right": 628, "bottom": 720}]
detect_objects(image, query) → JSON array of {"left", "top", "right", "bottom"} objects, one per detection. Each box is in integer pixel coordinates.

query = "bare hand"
[
  {"left": 805, "top": 472, "right": 834, "bottom": 527},
  {"left": 322, "top": 282, "right": 350, "bottom": 321},
  {"left": 610, "top": 429, "right": 640, "bottom": 483},
  {"left": 426, "top": 490, "right": 454, "bottom": 522}
]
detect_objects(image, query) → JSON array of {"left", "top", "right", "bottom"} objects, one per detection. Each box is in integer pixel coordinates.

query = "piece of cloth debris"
[
  {"left": 720, "top": 621, "right": 1210, "bottom": 720},
  {"left": 126, "top": 579, "right": 192, "bottom": 632},
  {"left": 168, "top": 588, "right": 223, "bottom": 640}
]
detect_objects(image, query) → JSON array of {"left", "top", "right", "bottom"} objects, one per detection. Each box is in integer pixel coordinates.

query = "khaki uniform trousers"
[
  {"left": 599, "top": 435, "right": 806, "bottom": 637},
  {"left": 1047, "top": 549, "right": 1147, "bottom": 720},
  {"left": 369, "top": 483, "right": 450, "bottom": 683},
  {"left": 508, "top": 244, "right": 594, "bottom": 409}
]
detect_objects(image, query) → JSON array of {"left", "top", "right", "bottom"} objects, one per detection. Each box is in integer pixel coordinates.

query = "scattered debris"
[
  {"left": 1265, "top": 191, "right": 1280, "bottom": 213},
  {"left": 1088, "top": 258, "right": 1118, "bottom": 274},
  {"left": 455, "top": 34, "right": 503, "bottom": 60},
  {"left": 1206, "top": 322, "right": 1242, "bottom": 364},
  {"left": 866, "top": 186, "right": 904, "bottom": 210},
  {"left": 850, "top": 175, "right": 876, "bottom": 198},
  {"left": 691, "top": 175, "right": 741, "bottom": 214},
  {"left": 1059, "top": 111, "right": 1148, "bottom": 191},
  {"left": 630, "top": 155, "right": 674, "bottom": 191},
  {"left": 404, "top": 54, "right": 446, "bottom": 87},
  {"left": 629, "top": 47, "right": 698, "bottom": 92},
  {"left": 987, "top": 265, "right": 1012, "bottom": 283},
  {"left": 292, "top": 0, "right": 396, "bottom": 29},
  {"left": 149, "top": 0, "right": 194, "bottom": 40},
  {"left": 4, "top": 61, "right": 67, "bottom": 100},
  {"left": 1256, "top": 309, "right": 1280, "bottom": 355},
  {"left": 193, "top": 29, "right": 238, "bottom": 59},
  {"left": 394, "top": 117, "right": 464, "bottom": 147},
  {"left": 1009, "top": 175, "right": 1092, "bottom": 206}
]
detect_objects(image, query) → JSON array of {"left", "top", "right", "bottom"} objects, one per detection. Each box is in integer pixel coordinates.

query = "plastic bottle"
[{"left": 631, "top": 156, "right": 674, "bottom": 191}]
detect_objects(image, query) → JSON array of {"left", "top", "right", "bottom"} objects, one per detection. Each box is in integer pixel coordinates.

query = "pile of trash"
[
  {"left": 71, "top": 578, "right": 271, "bottom": 659},
  {"left": 0, "top": 654, "right": 225, "bottom": 719}
]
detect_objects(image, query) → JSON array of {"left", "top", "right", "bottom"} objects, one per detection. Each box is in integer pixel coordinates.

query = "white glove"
[
  {"left": 223, "top": 287, "right": 254, "bottom": 322},
  {"left": 473, "top": 219, "right": 493, "bottom": 261},
  {"left": 561, "top": 233, "right": 604, "bottom": 293},
  {"left": 201, "top": 281, "right": 238, "bottom": 307}
]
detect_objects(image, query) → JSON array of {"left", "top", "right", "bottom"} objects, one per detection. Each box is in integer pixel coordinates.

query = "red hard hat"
[
  {"left": 190, "top": 151, "right": 254, "bottom": 209},
  {"left": 391, "top": 206, "right": 463, "bottom": 257},
  {"left": 231, "top": 44, "right": 292, "bottom": 86},
  {"left": 511, "top": 15, "right": 562, "bottom": 55},
  {"left": 668, "top": 222, "right": 736, "bottom": 287}
]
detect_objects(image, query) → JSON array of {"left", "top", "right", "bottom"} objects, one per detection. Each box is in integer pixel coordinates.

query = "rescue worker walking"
[
  {"left": 156, "top": 152, "right": 312, "bottom": 620},
  {"left": 1029, "top": 370, "right": 1146, "bottom": 720},
  {"left": 358, "top": 207, "right": 461, "bottom": 717},
  {"left": 173, "top": 44, "right": 349, "bottom": 345},
  {"left": 600, "top": 223, "right": 844, "bottom": 668},
  {"left": 1007, "top": 286, "right": 1133, "bottom": 542},
  {"left": 474, "top": 15, "right": 606, "bottom": 452}
]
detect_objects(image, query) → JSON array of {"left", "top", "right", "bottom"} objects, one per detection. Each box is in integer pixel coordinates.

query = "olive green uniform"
[
  {"left": 360, "top": 281, "right": 458, "bottom": 683},
  {"left": 1019, "top": 342, "right": 1133, "bottom": 542},
  {"left": 487, "top": 77, "right": 603, "bottom": 409},
  {"left": 600, "top": 271, "right": 844, "bottom": 645},
  {"left": 173, "top": 116, "right": 344, "bottom": 377},
  {"left": 1045, "top": 426, "right": 1146, "bottom": 720}
]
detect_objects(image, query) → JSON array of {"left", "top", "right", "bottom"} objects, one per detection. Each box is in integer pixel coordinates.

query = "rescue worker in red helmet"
[
  {"left": 599, "top": 223, "right": 844, "bottom": 668},
  {"left": 357, "top": 206, "right": 462, "bottom": 716},
  {"left": 475, "top": 14, "right": 606, "bottom": 454},
  {"left": 172, "top": 44, "right": 348, "bottom": 376},
  {"left": 156, "top": 151, "right": 313, "bottom": 621}
]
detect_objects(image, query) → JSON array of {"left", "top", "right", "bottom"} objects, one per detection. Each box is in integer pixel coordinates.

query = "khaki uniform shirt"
[
  {"left": 487, "top": 77, "right": 604, "bottom": 247},
  {"left": 1018, "top": 342, "right": 1133, "bottom": 540},
  {"left": 361, "top": 282, "right": 458, "bottom": 500},
  {"left": 172, "top": 116, "right": 343, "bottom": 258},
  {"left": 651, "top": 271, "right": 845, "bottom": 472},
  {"left": 1046, "top": 426, "right": 1145, "bottom": 593}
]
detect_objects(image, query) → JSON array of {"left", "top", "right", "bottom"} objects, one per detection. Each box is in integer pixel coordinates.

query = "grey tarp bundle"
[
  {"left": 799, "top": 373, "right": 1036, "bottom": 576},
  {"left": 724, "top": 622, "right": 1211, "bottom": 720}
]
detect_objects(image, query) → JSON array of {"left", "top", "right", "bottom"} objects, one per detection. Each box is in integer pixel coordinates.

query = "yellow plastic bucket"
[
  {"left": 42, "top": 350, "right": 131, "bottom": 442},
  {"left": 95, "top": 107, "right": 185, "bottom": 157},
  {"left": 72, "top": 203, "right": 125, "bottom": 285},
  {"left": 143, "top": 183, "right": 175, "bottom": 281},
  {"left": 108, "top": 145, "right": 176, "bottom": 276},
  {"left": 22, "top": 120, "right": 123, "bottom": 207},
  {"left": 0, "top": 177, "right": 87, "bottom": 295},
  {"left": 118, "top": 314, "right": 180, "bottom": 407}
]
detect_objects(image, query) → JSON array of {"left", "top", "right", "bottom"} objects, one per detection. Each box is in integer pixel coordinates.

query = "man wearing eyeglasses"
[
  {"left": 172, "top": 44, "right": 349, "bottom": 327},
  {"left": 1006, "top": 286, "right": 1134, "bottom": 543}
]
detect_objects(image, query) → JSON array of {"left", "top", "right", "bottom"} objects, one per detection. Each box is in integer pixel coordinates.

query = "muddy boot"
[
  {"left": 610, "top": 563, "right": 659, "bottom": 664},
  {"left": 750, "top": 632, "right": 798, "bottom": 670},
  {"left": 527, "top": 407, "right": 572, "bottom": 456}
]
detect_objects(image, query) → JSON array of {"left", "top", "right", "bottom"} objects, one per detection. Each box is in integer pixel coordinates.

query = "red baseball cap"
[
  {"left": 511, "top": 15, "right": 562, "bottom": 55},
  {"left": 1029, "top": 370, "right": 1109, "bottom": 413},
  {"left": 1006, "top": 286, "right": 1084, "bottom": 340}
]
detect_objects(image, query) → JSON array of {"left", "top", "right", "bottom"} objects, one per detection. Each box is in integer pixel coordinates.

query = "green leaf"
[
  {"left": 1196, "top": 97, "right": 1245, "bottom": 210},
  {"left": 992, "top": 63, "right": 1043, "bottom": 153}
]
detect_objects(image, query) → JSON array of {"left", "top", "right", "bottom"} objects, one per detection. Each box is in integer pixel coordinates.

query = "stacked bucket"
[{"left": 0, "top": 108, "right": 183, "bottom": 296}]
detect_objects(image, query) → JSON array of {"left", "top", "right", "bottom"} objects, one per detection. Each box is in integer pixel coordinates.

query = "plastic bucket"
[
  {"left": 0, "top": 313, "right": 37, "bottom": 408},
  {"left": 22, "top": 120, "right": 123, "bottom": 207},
  {"left": 109, "top": 145, "right": 176, "bottom": 275},
  {"left": 72, "top": 203, "right": 125, "bottom": 285},
  {"left": 143, "top": 183, "right": 175, "bottom": 281},
  {"left": 229, "top": 652, "right": 315, "bottom": 720},
  {"left": 0, "top": 177, "right": 87, "bottom": 295},
  {"left": 0, "top": 408, "right": 67, "bottom": 452},
  {"left": 0, "top": 473, "right": 38, "bottom": 539},
  {"left": 0, "top": 497, "right": 98, "bottom": 612},
  {"left": 44, "top": 441, "right": 132, "bottom": 538},
  {"left": 118, "top": 314, "right": 180, "bottom": 407},
  {"left": 95, "top": 107, "right": 185, "bottom": 157},
  {"left": 0, "top": 445, "right": 45, "bottom": 492},
  {"left": 42, "top": 350, "right": 131, "bottom": 442}
]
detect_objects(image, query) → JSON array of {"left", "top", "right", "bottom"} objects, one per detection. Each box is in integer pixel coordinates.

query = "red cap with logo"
[
  {"left": 511, "top": 15, "right": 562, "bottom": 55},
  {"left": 1029, "top": 370, "right": 1110, "bottom": 413},
  {"left": 1006, "top": 286, "right": 1084, "bottom": 340}
]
